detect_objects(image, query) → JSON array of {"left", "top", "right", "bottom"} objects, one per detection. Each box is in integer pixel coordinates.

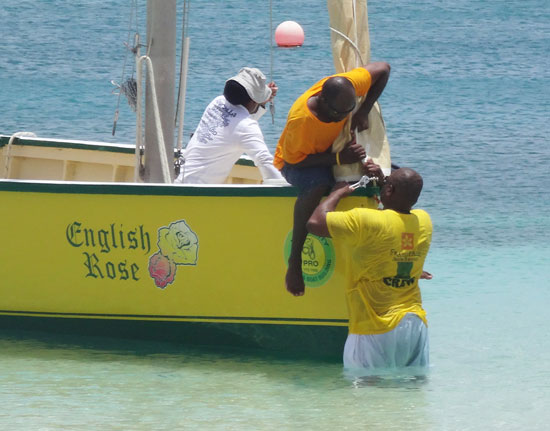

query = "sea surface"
[{"left": 1, "top": 0, "right": 549, "bottom": 429}]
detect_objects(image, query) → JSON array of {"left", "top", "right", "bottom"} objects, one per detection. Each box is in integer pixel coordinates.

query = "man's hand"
[
  {"left": 339, "top": 136, "right": 366, "bottom": 164},
  {"left": 267, "top": 82, "right": 278, "bottom": 101},
  {"left": 420, "top": 271, "right": 433, "bottom": 280},
  {"left": 350, "top": 107, "right": 369, "bottom": 132},
  {"left": 363, "top": 158, "right": 384, "bottom": 182},
  {"left": 331, "top": 181, "right": 355, "bottom": 197}
]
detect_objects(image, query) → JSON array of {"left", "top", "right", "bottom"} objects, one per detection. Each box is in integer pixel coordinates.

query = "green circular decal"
[{"left": 283, "top": 231, "right": 336, "bottom": 288}]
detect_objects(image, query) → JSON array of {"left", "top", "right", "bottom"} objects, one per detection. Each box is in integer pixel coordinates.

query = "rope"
[
  {"left": 3, "top": 132, "right": 37, "bottom": 179},
  {"left": 352, "top": 0, "right": 359, "bottom": 68},
  {"left": 175, "top": 0, "right": 191, "bottom": 151},
  {"left": 269, "top": 0, "right": 275, "bottom": 124},
  {"left": 136, "top": 55, "right": 172, "bottom": 184},
  {"left": 176, "top": 37, "right": 190, "bottom": 152},
  {"left": 328, "top": 27, "right": 365, "bottom": 66},
  {"left": 112, "top": 0, "right": 139, "bottom": 136},
  {"left": 134, "top": 33, "right": 143, "bottom": 181}
]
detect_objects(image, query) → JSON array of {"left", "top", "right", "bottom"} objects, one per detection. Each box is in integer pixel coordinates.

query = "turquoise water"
[{"left": 1, "top": 0, "right": 549, "bottom": 429}]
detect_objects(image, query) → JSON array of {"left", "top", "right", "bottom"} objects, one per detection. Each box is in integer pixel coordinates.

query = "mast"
[{"left": 143, "top": 0, "right": 177, "bottom": 183}]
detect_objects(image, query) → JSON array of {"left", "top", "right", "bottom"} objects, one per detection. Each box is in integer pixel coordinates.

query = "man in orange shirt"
[{"left": 274, "top": 62, "right": 391, "bottom": 297}]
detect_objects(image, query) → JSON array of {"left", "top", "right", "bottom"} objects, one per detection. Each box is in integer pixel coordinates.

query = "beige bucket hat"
[{"left": 228, "top": 67, "right": 271, "bottom": 104}]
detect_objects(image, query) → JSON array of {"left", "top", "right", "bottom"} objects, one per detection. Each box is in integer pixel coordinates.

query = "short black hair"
[{"left": 223, "top": 80, "right": 252, "bottom": 106}]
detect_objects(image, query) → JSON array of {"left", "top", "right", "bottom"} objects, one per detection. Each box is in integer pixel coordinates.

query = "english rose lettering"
[
  {"left": 82, "top": 253, "right": 140, "bottom": 281},
  {"left": 66, "top": 222, "right": 151, "bottom": 254},
  {"left": 66, "top": 221, "right": 151, "bottom": 281}
]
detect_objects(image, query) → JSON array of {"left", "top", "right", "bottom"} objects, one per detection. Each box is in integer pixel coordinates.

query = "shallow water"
[
  {"left": 1, "top": 244, "right": 547, "bottom": 430},
  {"left": 1, "top": 0, "right": 549, "bottom": 429}
]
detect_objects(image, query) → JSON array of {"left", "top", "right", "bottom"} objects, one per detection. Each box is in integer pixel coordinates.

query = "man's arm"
[
  {"left": 306, "top": 183, "right": 354, "bottom": 237},
  {"left": 351, "top": 62, "right": 391, "bottom": 132},
  {"left": 286, "top": 137, "right": 366, "bottom": 169},
  {"left": 239, "top": 123, "right": 283, "bottom": 181}
]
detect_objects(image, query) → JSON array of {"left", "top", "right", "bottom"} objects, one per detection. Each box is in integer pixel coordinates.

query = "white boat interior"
[{"left": 0, "top": 134, "right": 263, "bottom": 185}]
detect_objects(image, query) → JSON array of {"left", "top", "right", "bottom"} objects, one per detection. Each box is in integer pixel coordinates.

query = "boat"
[{"left": 0, "top": 0, "right": 390, "bottom": 360}]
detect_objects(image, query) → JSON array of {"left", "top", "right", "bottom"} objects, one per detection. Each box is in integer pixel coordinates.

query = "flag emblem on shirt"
[{"left": 401, "top": 233, "right": 414, "bottom": 250}]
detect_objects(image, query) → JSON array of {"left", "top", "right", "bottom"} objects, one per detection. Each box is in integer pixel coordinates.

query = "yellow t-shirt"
[
  {"left": 273, "top": 68, "right": 372, "bottom": 169},
  {"left": 327, "top": 208, "right": 433, "bottom": 335}
]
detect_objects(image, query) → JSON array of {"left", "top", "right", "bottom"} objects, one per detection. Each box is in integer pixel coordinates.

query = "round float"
[{"left": 275, "top": 21, "right": 305, "bottom": 47}]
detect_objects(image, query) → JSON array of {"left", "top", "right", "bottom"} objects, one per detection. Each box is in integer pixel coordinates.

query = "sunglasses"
[{"left": 321, "top": 96, "right": 356, "bottom": 118}]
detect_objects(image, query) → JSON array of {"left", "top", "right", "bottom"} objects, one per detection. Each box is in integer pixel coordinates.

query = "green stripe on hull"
[
  {"left": 0, "top": 180, "right": 379, "bottom": 198},
  {"left": 0, "top": 310, "right": 348, "bottom": 325}
]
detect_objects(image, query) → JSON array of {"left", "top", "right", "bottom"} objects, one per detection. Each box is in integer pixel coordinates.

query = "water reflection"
[{"left": 343, "top": 366, "right": 429, "bottom": 390}]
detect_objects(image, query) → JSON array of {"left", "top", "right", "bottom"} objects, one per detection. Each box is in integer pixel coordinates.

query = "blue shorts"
[{"left": 281, "top": 164, "right": 335, "bottom": 194}]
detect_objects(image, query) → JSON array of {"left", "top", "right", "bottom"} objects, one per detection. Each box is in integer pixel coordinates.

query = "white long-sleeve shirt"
[{"left": 176, "top": 96, "right": 283, "bottom": 184}]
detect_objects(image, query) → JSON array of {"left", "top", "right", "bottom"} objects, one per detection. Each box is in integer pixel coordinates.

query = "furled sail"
[{"left": 327, "top": 0, "right": 391, "bottom": 179}]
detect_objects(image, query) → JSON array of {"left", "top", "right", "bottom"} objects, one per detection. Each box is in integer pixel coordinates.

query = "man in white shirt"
[{"left": 175, "top": 67, "right": 284, "bottom": 184}]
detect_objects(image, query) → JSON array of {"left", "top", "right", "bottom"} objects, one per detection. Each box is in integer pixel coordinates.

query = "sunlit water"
[{"left": 1, "top": 0, "right": 549, "bottom": 429}]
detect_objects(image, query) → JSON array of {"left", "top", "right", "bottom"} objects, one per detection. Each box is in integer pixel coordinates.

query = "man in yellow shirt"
[
  {"left": 307, "top": 160, "right": 433, "bottom": 369},
  {"left": 274, "top": 63, "right": 391, "bottom": 297}
]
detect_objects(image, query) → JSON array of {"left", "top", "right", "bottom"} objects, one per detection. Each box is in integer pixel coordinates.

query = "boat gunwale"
[{"left": 0, "top": 178, "right": 379, "bottom": 198}]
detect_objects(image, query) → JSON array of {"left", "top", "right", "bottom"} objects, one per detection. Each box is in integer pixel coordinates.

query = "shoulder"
[
  {"left": 281, "top": 113, "right": 311, "bottom": 141},
  {"left": 236, "top": 116, "right": 263, "bottom": 135},
  {"left": 412, "top": 209, "right": 431, "bottom": 222},
  {"left": 234, "top": 117, "right": 267, "bottom": 149},
  {"left": 208, "top": 95, "right": 230, "bottom": 110},
  {"left": 411, "top": 209, "right": 433, "bottom": 232},
  {"left": 288, "top": 92, "right": 313, "bottom": 119},
  {"left": 327, "top": 208, "right": 387, "bottom": 244},
  {"left": 338, "top": 67, "right": 371, "bottom": 81},
  {"left": 334, "top": 68, "right": 371, "bottom": 95},
  {"left": 327, "top": 207, "right": 380, "bottom": 229},
  {"left": 214, "top": 95, "right": 248, "bottom": 117}
]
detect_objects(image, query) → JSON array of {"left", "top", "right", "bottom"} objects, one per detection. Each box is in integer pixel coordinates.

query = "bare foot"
[{"left": 285, "top": 266, "right": 305, "bottom": 297}]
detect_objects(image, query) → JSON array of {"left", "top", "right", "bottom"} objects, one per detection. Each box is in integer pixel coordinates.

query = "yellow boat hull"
[{"left": 0, "top": 179, "right": 379, "bottom": 358}]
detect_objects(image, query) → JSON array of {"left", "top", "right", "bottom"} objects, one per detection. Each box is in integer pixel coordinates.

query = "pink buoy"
[{"left": 275, "top": 21, "right": 305, "bottom": 47}]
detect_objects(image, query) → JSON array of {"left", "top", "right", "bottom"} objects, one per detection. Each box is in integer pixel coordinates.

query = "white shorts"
[{"left": 343, "top": 313, "right": 429, "bottom": 370}]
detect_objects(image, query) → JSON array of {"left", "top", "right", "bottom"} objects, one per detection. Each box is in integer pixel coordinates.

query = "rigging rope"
[
  {"left": 136, "top": 55, "right": 172, "bottom": 183},
  {"left": 112, "top": 0, "right": 139, "bottom": 136},
  {"left": 175, "top": 0, "right": 191, "bottom": 151},
  {"left": 269, "top": 0, "right": 275, "bottom": 124},
  {"left": 328, "top": 27, "right": 365, "bottom": 67}
]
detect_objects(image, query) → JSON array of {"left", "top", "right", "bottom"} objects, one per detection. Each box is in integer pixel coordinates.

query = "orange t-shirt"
[{"left": 273, "top": 68, "right": 372, "bottom": 169}]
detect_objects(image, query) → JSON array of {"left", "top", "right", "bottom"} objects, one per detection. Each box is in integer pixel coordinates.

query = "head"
[
  {"left": 318, "top": 76, "right": 356, "bottom": 122},
  {"left": 380, "top": 167, "right": 423, "bottom": 213},
  {"left": 224, "top": 67, "right": 271, "bottom": 114}
]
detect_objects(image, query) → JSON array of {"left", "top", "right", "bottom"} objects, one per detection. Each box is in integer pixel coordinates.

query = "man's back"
[
  {"left": 327, "top": 207, "right": 433, "bottom": 335},
  {"left": 273, "top": 68, "right": 372, "bottom": 170},
  {"left": 181, "top": 96, "right": 277, "bottom": 184}
]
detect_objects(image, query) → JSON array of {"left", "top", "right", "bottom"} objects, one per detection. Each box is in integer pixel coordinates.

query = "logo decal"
[
  {"left": 283, "top": 231, "right": 335, "bottom": 287},
  {"left": 401, "top": 232, "right": 414, "bottom": 250},
  {"left": 148, "top": 220, "right": 198, "bottom": 289}
]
